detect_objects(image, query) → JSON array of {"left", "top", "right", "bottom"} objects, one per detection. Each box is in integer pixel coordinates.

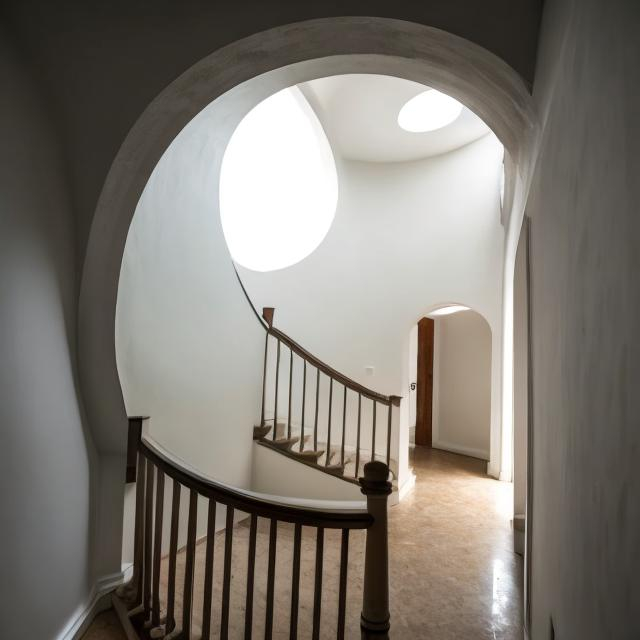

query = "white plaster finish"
[
  {"left": 78, "top": 18, "right": 537, "bottom": 582},
  {"left": 0, "top": 29, "right": 94, "bottom": 639},
  {"left": 525, "top": 0, "right": 640, "bottom": 637}
]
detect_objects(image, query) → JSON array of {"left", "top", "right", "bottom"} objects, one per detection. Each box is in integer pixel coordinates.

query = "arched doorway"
[{"left": 77, "top": 13, "right": 537, "bottom": 582}]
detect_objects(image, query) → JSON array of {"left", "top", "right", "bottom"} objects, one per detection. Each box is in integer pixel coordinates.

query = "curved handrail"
[
  {"left": 268, "top": 325, "right": 398, "bottom": 405},
  {"left": 141, "top": 432, "right": 372, "bottom": 529},
  {"left": 231, "top": 262, "right": 399, "bottom": 405}
]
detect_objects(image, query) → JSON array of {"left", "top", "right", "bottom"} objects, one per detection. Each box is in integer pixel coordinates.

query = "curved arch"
[{"left": 79, "top": 16, "right": 537, "bottom": 458}]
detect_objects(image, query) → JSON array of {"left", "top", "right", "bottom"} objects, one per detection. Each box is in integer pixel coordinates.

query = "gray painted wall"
[
  {"left": 528, "top": 0, "right": 640, "bottom": 637},
  {"left": 0, "top": 31, "right": 95, "bottom": 639}
]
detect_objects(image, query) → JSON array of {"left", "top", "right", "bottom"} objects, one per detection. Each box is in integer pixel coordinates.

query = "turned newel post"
[
  {"left": 360, "top": 461, "right": 392, "bottom": 639},
  {"left": 117, "top": 416, "right": 149, "bottom": 607}
]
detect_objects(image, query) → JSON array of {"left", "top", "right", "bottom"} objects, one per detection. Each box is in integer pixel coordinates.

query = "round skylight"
[
  {"left": 397, "top": 89, "right": 464, "bottom": 133},
  {"left": 220, "top": 87, "right": 338, "bottom": 272}
]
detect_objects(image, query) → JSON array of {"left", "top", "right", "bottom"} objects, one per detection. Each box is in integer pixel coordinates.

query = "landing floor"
[{"left": 84, "top": 447, "right": 523, "bottom": 639}]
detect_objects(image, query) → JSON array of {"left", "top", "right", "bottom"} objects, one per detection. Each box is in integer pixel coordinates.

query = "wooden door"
[{"left": 415, "top": 317, "right": 434, "bottom": 446}]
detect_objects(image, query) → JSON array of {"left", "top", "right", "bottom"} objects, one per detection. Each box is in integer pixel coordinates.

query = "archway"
[{"left": 77, "top": 15, "right": 537, "bottom": 570}]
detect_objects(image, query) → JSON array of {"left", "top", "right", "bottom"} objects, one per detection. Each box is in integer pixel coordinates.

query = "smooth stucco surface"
[
  {"left": 527, "top": 0, "right": 640, "bottom": 636},
  {"left": 0, "top": 31, "right": 94, "bottom": 639},
  {"left": 239, "top": 135, "right": 505, "bottom": 475},
  {"left": 433, "top": 311, "right": 492, "bottom": 460}
]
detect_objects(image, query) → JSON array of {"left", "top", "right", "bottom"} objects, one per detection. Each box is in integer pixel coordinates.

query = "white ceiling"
[{"left": 298, "top": 74, "right": 491, "bottom": 163}]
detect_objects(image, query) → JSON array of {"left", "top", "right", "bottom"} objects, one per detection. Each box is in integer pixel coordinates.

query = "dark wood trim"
[
  {"left": 415, "top": 317, "right": 435, "bottom": 446},
  {"left": 262, "top": 306, "right": 275, "bottom": 328},
  {"left": 140, "top": 439, "right": 371, "bottom": 528},
  {"left": 126, "top": 416, "right": 148, "bottom": 483}
]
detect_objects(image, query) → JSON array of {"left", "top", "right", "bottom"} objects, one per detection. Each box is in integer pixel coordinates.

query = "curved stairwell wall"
[
  {"left": 238, "top": 133, "right": 505, "bottom": 479},
  {"left": 115, "top": 97, "right": 269, "bottom": 555}
]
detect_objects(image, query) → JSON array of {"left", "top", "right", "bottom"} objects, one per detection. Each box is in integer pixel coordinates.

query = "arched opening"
[
  {"left": 79, "top": 16, "right": 537, "bottom": 637},
  {"left": 409, "top": 306, "right": 493, "bottom": 460}
]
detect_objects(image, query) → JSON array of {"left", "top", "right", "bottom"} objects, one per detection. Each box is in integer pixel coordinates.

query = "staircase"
[
  {"left": 255, "top": 307, "right": 401, "bottom": 486},
  {"left": 115, "top": 417, "right": 392, "bottom": 639}
]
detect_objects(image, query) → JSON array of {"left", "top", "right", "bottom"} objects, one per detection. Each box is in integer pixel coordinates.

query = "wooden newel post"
[
  {"left": 117, "top": 416, "right": 148, "bottom": 608},
  {"left": 360, "top": 461, "right": 392, "bottom": 639}
]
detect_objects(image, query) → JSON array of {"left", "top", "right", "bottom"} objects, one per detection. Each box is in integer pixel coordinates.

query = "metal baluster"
[
  {"left": 244, "top": 514, "right": 258, "bottom": 640},
  {"left": 273, "top": 340, "right": 281, "bottom": 440},
  {"left": 288, "top": 349, "right": 293, "bottom": 439},
  {"left": 326, "top": 378, "right": 333, "bottom": 466},
  {"left": 201, "top": 499, "right": 217, "bottom": 640},
  {"left": 371, "top": 401, "right": 377, "bottom": 462},
  {"left": 312, "top": 528, "right": 324, "bottom": 640},
  {"left": 181, "top": 489, "right": 198, "bottom": 638},
  {"left": 314, "top": 369, "right": 320, "bottom": 451},
  {"left": 151, "top": 469, "right": 164, "bottom": 628},
  {"left": 289, "top": 524, "right": 302, "bottom": 640},
  {"left": 265, "top": 519, "right": 278, "bottom": 639},
  {"left": 337, "top": 529, "right": 350, "bottom": 640},
  {"left": 165, "top": 480, "right": 180, "bottom": 633},
  {"left": 300, "top": 361, "right": 307, "bottom": 452},
  {"left": 220, "top": 506, "right": 235, "bottom": 639},
  {"left": 355, "top": 395, "right": 362, "bottom": 479}
]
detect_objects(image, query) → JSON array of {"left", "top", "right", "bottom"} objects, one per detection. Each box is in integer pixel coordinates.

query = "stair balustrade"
[
  {"left": 256, "top": 307, "right": 401, "bottom": 485},
  {"left": 116, "top": 417, "right": 392, "bottom": 639}
]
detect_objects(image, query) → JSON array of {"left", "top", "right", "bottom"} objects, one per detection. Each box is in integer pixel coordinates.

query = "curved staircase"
[{"left": 254, "top": 307, "right": 401, "bottom": 486}]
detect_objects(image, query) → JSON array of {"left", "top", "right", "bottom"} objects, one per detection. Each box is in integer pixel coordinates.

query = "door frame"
[{"left": 415, "top": 317, "right": 435, "bottom": 446}]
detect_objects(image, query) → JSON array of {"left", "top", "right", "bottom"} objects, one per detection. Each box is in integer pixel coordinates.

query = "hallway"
[
  {"left": 85, "top": 448, "right": 522, "bottom": 639},
  {"left": 389, "top": 447, "right": 523, "bottom": 638}
]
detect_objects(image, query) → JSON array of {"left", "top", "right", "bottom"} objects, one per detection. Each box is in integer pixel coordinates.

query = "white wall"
[
  {"left": 527, "top": 0, "right": 640, "bottom": 637},
  {"left": 408, "top": 324, "right": 418, "bottom": 431},
  {"left": 252, "top": 444, "right": 363, "bottom": 502},
  {"left": 115, "top": 97, "right": 268, "bottom": 531},
  {"left": 0, "top": 30, "right": 95, "bottom": 639},
  {"left": 513, "top": 227, "right": 528, "bottom": 517},
  {"left": 239, "top": 133, "right": 505, "bottom": 479},
  {"left": 432, "top": 311, "right": 492, "bottom": 460}
]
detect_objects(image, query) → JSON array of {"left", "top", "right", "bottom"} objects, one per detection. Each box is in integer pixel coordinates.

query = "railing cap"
[{"left": 360, "top": 461, "right": 393, "bottom": 496}]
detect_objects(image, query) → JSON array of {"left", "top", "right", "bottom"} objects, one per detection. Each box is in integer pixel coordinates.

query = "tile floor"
[{"left": 84, "top": 447, "right": 523, "bottom": 639}]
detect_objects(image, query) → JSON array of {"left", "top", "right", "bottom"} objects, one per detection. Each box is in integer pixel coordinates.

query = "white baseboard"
[
  {"left": 56, "top": 563, "right": 133, "bottom": 640},
  {"left": 432, "top": 439, "right": 489, "bottom": 462},
  {"left": 398, "top": 470, "right": 416, "bottom": 501}
]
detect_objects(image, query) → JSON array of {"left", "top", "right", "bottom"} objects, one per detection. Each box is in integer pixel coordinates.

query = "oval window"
[{"left": 220, "top": 87, "right": 338, "bottom": 272}]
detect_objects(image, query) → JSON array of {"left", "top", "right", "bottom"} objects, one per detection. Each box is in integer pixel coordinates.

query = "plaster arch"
[
  {"left": 402, "top": 303, "right": 497, "bottom": 477},
  {"left": 79, "top": 16, "right": 537, "bottom": 473}
]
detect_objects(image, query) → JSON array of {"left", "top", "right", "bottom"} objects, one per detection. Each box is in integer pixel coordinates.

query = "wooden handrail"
[
  {"left": 118, "top": 417, "right": 391, "bottom": 639},
  {"left": 140, "top": 432, "right": 372, "bottom": 530},
  {"left": 265, "top": 312, "right": 400, "bottom": 407}
]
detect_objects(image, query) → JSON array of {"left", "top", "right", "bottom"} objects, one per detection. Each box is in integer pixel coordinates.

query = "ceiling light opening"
[{"left": 398, "top": 89, "right": 464, "bottom": 133}]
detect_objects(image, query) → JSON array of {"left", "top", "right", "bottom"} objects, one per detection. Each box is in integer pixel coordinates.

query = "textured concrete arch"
[{"left": 79, "top": 16, "right": 537, "bottom": 457}]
